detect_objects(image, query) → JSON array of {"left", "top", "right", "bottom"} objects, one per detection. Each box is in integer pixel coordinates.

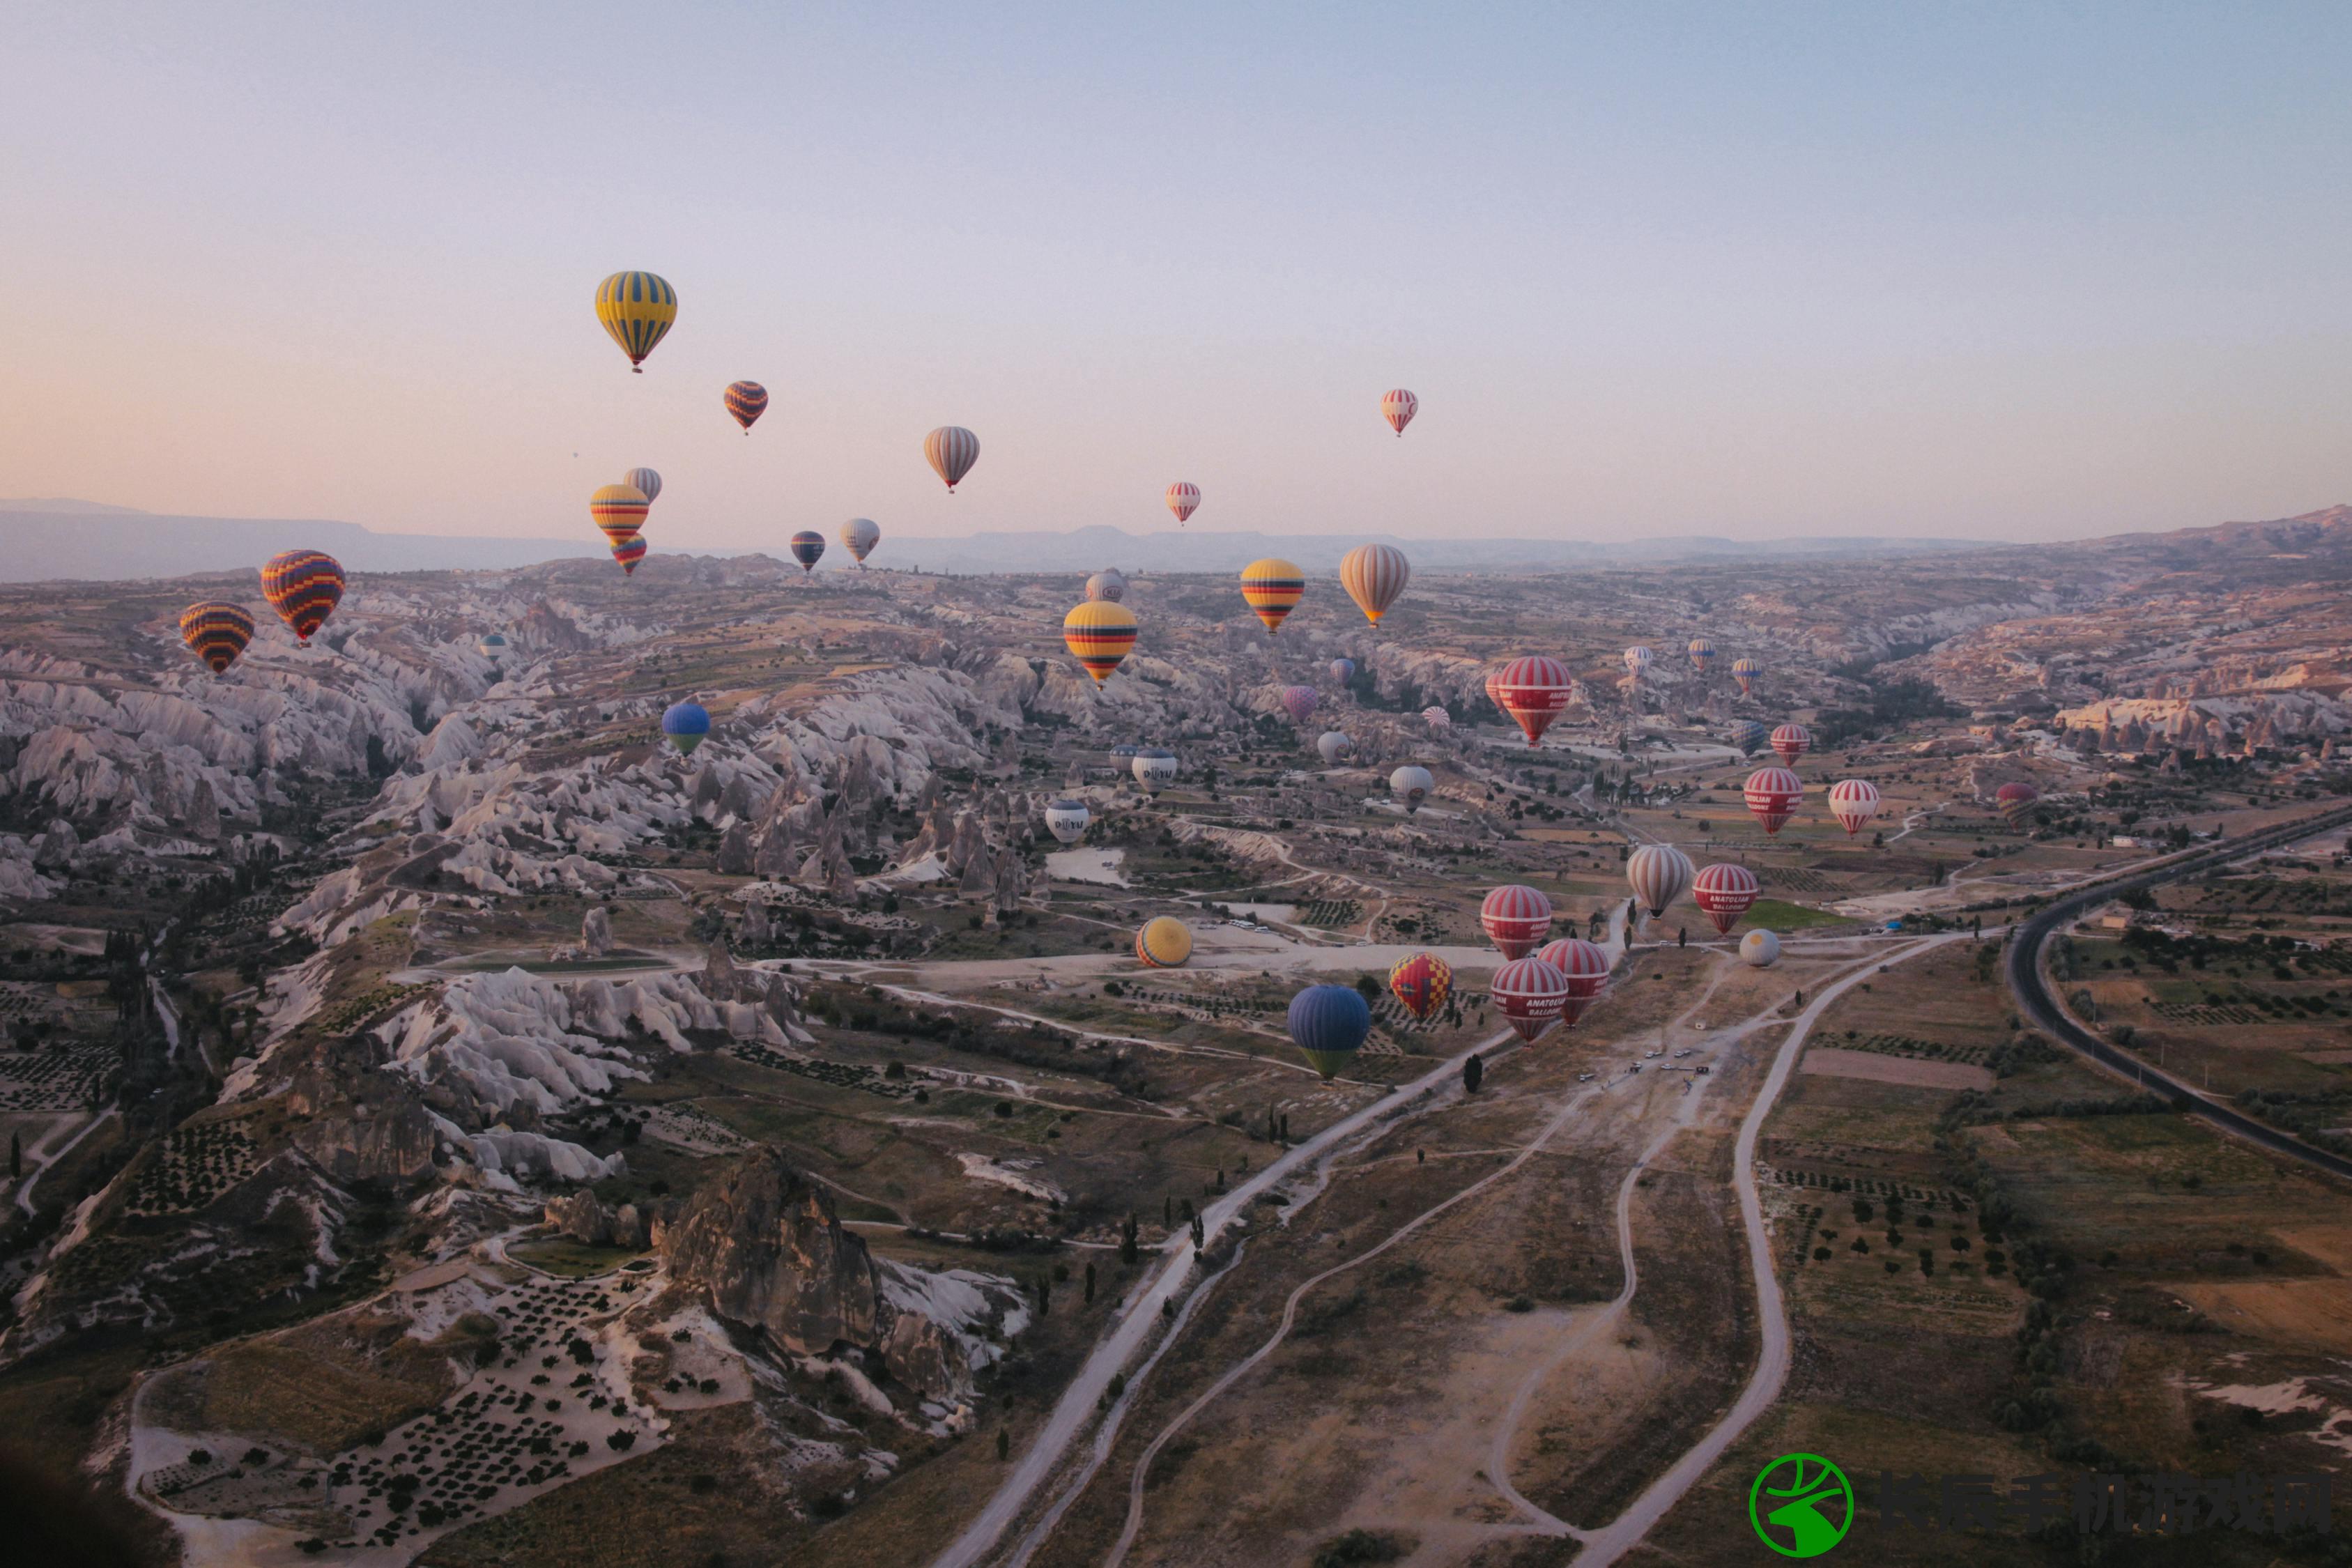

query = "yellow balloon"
[{"left": 595, "top": 272, "right": 677, "bottom": 371}]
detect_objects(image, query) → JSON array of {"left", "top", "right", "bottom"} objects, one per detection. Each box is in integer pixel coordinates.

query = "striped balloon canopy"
[
  {"left": 1730, "top": 718, "right": 1769, "bottom": 756},
  {"left": 1135, "top": 916, "right": 1193, "bottom": 969},
  {"left": 788, "top": 531, "right": 826, "bottom": 574},
  {"left": 1688, "top": 637, "right": 1717, "bottom": 672},
  {"left": 594, "top": 271, "right": 676, "bottom": 371},
  {"left": 1744, "top": 767, "right": 1804, "bottom": 836},
  {"left": 260, "top": 550, "right": 346, "bottom": 644},
  {"left": 1692, "top": 863, "right": 1761, "bottom": 935},
  {"left": 1239, "top": 558, "right": 1305, "bottom": 634},
  {"left": 590, "top": 484, "right": 650, "bottom": 546},
  {"left": 1770, "top": 723, "right": 1812, "bottom": 764},
  {"left": 1279, "top": 684, "right": 1319, "bottom": 724},
  {"left": 610, "top": 535, "right": 647, "bottom": 575},
  {"left": 1381, "top": 388, "right": 1419, "bottom": 436},
  {"left": 622, "top": 467, "right": 663, "bottom": 505},
  {"left": 1732, "top": 655, "right": 1763, "bottom": 696},
  {"left": 1166, "top": 482, "right": 1200, "bottom": 523},
  {"left": 925, "top": 426, "right": 981, "bottom": 491},
  {"left": 725, "top": 381, "right": 769, "bottom": 433},
  {"left": 1534, "top": 938, "right": 1612, "bottom": 1027},
  {"left": 1480, "top": 883, "right": 1553, "bottom": 959},
  {"left": 1828, "top": 778, "right": 1882, "bottom": 837},
  {"left": 841, "top": 517, "right": 880, "bottom": 564},
  {"left": 1996, "top": 781, "right": 2040, "bottom": 827},
  {"left": 180, "top": 601, "right": 254, "bottom": 675},
  {"left": 1627, "top": 842, "right": 1695, "bottom": 918},
  {"left": 1489, "top": 655, "right": 1573, "bottom": 748},
  {"left": 1339, "top": 542, "right": 1410, "bottom": 626},
  {"left": 1063, "top": 601, "right": 1138, "bottom": 686},
  {"left": 1491, "top": 956, "right": 1570, "bottom": 1043}
]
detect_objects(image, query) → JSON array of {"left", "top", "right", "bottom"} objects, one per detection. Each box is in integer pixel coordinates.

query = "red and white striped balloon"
[
  {"left": 1627, "top": 843, "right": 1695, "bottom": 918},
  {"left": 1535, "top": 937, "right": 1611, "bottom": 1026},
  {"left": 1489, "top": 654, "right": 1574, "bottom": 748},
  {"left": 1381, "top": 388, "right": 1418, "bottom": 436},
  {"left": 1490, "top": 956, "right": 1569, "bottom": 1043},
  {"left": 1769, "top": 723, "right": 1812, "bottom": 764},
  {"left": 1166, "top": 482, "right": 1200, "bottom": 523},
  {"left": 1479, "top": 884, "right": 1554, "bottom": 959},
  {"left": 1691, "top": 863, "right": 1761, "bottom": 935},
  {"left": 1827, "top": 778, "right": 1882, "bottom": 837},
  {"left": 1744, "top": 767, "right": 1804, "bottom": 836}
]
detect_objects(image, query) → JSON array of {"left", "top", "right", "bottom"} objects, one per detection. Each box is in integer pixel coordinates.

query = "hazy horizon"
[{"left": 8, "top": 3, "right": 2350, "bottom": 549}]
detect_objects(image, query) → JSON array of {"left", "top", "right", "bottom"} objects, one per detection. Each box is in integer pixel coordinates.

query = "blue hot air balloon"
[
  {"left": 661, "top": 701, "right": 712, "bottom": 755},
  {"left": 1287, "top": 984, "right": 1371, "bottom": 1079},
  {"left": 1330, "top": 657, "right": 1356, "bottom": 686},
  {"left": 1731, "top": 718, "right": 1768, "bottom": 757}
]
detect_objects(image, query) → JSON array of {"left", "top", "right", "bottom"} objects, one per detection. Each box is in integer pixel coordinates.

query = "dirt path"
[{"left": 13, "top": 1107, "right": 112, "bottom": 1217}]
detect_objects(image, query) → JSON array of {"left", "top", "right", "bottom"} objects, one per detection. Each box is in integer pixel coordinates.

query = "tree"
[
  {"left": 7, "top": 1130, "right": 15, "bottom": 1178},
  {"left": 996, "top": 1428, "right": 1010, "bottom": 1461},
  {"left": 1084, "top": 1262, "right": 1096, "bottom": 1305},
  {"left": 1463, "top": 1054, "right": 1484, "bottom": 1094},
  {"left": 1354, "top": 974, "right": 1380, "bottom": 999},
  {"left": 1119, "top": 1213, "right": 1139, "bottom": 1266}
]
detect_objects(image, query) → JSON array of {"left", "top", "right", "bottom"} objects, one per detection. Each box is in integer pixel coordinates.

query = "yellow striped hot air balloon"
[
  {"left": 1135, "top": 916, "right": 1193, "bottom": 968},
  {"left": 590, "top": 484, "right": 650, "bottom": 547},
  {"left": 179, "top": 602, "right": 254, "bottom": 675},
  {"left": 594, "top": 272, "right": 677, "bottom": 372},
  {"left": 1063, "top": 600, "right": 1137, "bottom": 685},
  {"left": 1239, "top": 558, "right": 1305, "bottom": 634}
]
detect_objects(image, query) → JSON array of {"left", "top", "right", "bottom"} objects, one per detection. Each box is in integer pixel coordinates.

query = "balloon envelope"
[
  {"left": 1490, "top": 656, "right": 1573, "bottom": 748},
  {"left": 1288, "top": 984, "right": 1371, "bottom": 1077},
  {"left": 1063, "top": 601, "right": 1139, "bottom": 685},
  {"left": 788, "top": 531, "right": 826, "bottom": 573},
  {"left": 1491, "top": 957, "right": 1569, "bottom": 1043},
  {"left": 1132, "top": 748, "right": 1178, "bottom": 792},
  {"left": 594, "top": 271, "right": 676, "bottom": 370},
  {"left": 1330, "top": 657, "right": 1356, "bottom": 685},
  {"left": 1166, "top": 482, "right": 1199, "bottom": 523},
  {"left": 590, "top": 484, "right": 650, "bottom": 545},
  {"left": 261, "top": 550, "right": 346, "bottom": 644},
  {"left": 1996, "top": 782, "right": 2040, "bottom": 827},
  {"left": 1135, "top": 916, "right": 1193, "bottom": 968},
  {"left": 611, "top": 535, "right": 647, "bottom": 574},
  {"left": 724, "top": 381, "right": 769, "bottom": 432},
  {"left": 1389, "top": 764, "right": 1434, "bottom": 813},
  {"left": 1339, "top": 543, "right": 1410, "bottom": 625},
  {"left": 841, "top": 518, "right": 880, "bottom": 562},
  {"left": 1741, "top": 929, "right": 1781, "bottom": 968},
  {"left": 1627, "top": 843, "right": 1695, "bottom": 917},
  {"left": 1535, "top": 937, "right": 1611, "bottom": 1026},
  {"left": 623, "top": 467, "right": 663, "bottom": 505},
  {"left": 1422, "top": 705, "right": 1452, "bottom": 731},
  {"left": 1730, "top": 719, "right": 1768, "bottom": 756},
  {"left": 1044, "top": 799, "right": 1091, "bottom": 845},
  {"left": 1828, "top": 778, "right": 1882, "bottom": 836},
  {"left": 1691, "top": 863, "right": 1760, "bottom": 935},
  {"left": 1380, "top": 388, "right": 1418, "bottom": 436},
  {"left": 1240, "top": 558, "right": 1305, "bottom": 634},
  {"left": 1316, "top": 731, "right": 1353, "bottom": 765},
  {"left": 1280, "top": 685, "right": 1319, "bottom": 724},
  {"left": 661, "top": 701, "right": 711, "bottom": 755},
  {"left": 180, "top": 601, "right": 254, "bottom": 674},
  {"left": 1688, "top": 637, "right": 1716, "bottom": 671},
  {"left": 1744, "top": 767, "right": 1804, "bottom": 835},
  {"left": 1388, "top": 952, "right": 1453, "bottom": 1022},
  {"left": 1084, "top": 569, "right": 1128, "bottom": 604},
  {"left": 1770, "top": 723, "right": 1812, "bottom": 764},
  {"left": 925, "top": 426, "right": 981, "bottom": 491},
  {"left": 1480, "top": 884, "right": 1553, "bottom": 958}
]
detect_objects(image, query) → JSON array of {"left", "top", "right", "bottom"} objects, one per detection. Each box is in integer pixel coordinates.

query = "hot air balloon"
[
  {"left": 180, "top": 602, "right": 254, "bottom": 674},
  {"left": 1339, "top": 543, "right": 1410, "bottom": 626},
  {"left": 1480, "top": 884, "right": 1553, "bottom": 959},
  {"left": 788, "top": 531, "right": 826, "bottom": 574},
  {"left": 1044, "top": 799, "right": 1091, "bottom": 845},
  {"left": 1132, "top": 748, "right": 1178, "bottom": 792},
  {"left": 622, "top": 467, "right": 663, "bottom": 505},
  {"left": 1489, "top": 655, "right": 1573, "bottom": 748},
  {"left": 1691, "top": 863, "right": 1761, "bottom": 935},
  {"left": 1732, "top": 656, "right": 1762, "bottom": 697},
  {"left": 1330, "top": 657, "right": 1356, "bottom": 686},
  {"left": 1769, "top": 723, "right": 1812, "bottom": 764},
  {"left": 1316, "top": 731, "right": 1353, "bottom": 766},
  {"left": 1688, "top": 637, "right": 1716, "bottom": 674},
  {"left": 1730, "top": 718, "right": 1768, "bottom": 757},
  {"left": 724, "top": 381, "right": 768, "bottom": 433},
  {"left": 594, "top": 270, "right": 676, "bottom": 371},
  {"left": 661, "top": 701, "right": 711, "bottom": 756},
  {"left": 1085, "top": 569, "right": 1128, "bottom": 604},
  {"left": 477, "top": 631, "right": 508, "bottom": 662},
  {"left": 1135, "top": 916, "right": 1193, "bottom": 969},
  {"left": 925, "top": 426, "right": 981, "bottom": 491},
  {"left": 1389, "top": 764, "right": 1434, "bottom": 813},
  {"left": 1280, "top": 685, "right": 1320, "bottom": 724},
  {"left": 590, "top": 483, "right": 650, "bottom": 546},
  {"left": 1623, "top": 645, "right": 1653, "bottom": 680},
  {"left": 1380, "top": 388, "right": 1418, "bottom": 436},
  {"left": 1166, "top": 482, "right": 1199, "bottom": 524},
  {"left": 1741, "top": 929, "right": 1781, "bottom": 969},
  {"left": 1388, "top": 952, "right": 1453, "bottom": 1023},
  {"left": 1422, "top": 705, "right": 1452, "bottom": 732},
  {"left": 1491, "top": 956, "right": 1569, "bottom": 1043},
  {"left": 1288, "top": 984, "right": 1371, "bottom": 1078},
  {"left": 1627, "top": 843, "right": 1696, "bottom": 918},
  {"left": 611, "top": 535, "right": 647, "bottom": 575},
  {"left": 1239, "top": 558, "right": 1305, "bottom": 634},
  {"left": 841, "top": 517, "right": 880, "bottom": 565},
  {"left": 1744, "top": 767, "right": 1804, "bottom": 835},
  {"left": 1827, "top": 778, "right": 1882, "bottom": 837},
  {"left": 1996, "top": 781, "right": 2040, "bottom": 827},
  {"left": 1535, "top": 937, "right": 1611, "bottom": 1026},
  {"left": 1483, "top": 666, "right": 1505, "bottom": 712},
  {"left": 1064, "top": 601, "right": 1139, "bottom": 685},
  {"left": 260, "top": 550, "right": 346, "bottom": 644}
]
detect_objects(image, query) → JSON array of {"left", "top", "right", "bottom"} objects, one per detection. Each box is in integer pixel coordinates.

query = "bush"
[{"left": 1313, "top": 1529, "right": 1410, "bottom": 1567}]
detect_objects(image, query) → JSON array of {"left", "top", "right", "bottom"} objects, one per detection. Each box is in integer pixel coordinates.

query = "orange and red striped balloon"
[{"left": 260, "top": 551, "right": 346, "bottom": 645}]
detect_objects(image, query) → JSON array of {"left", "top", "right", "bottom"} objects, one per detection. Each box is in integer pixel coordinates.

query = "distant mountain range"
[{"left": 0, "top": 499, "right": 1999, "bottom": 582}]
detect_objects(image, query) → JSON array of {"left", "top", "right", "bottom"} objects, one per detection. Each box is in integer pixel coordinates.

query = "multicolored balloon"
[
  {"left": 661, "top": 701, "right": 711, "bottom": 756},
  {"left": 789, "top": 531, "right": 826, "bottom": 574},
  {"left": 1388, "top": 951, "right": 1454, "bottom": 1023},
  {"left": 1730, "top": 718, "right": 1769, "bottom": 757},
  {"left": 1132, "top": 748, "right": 1178, "bottom": 792},
  {"left": 1166, "top": 482, "right": 1199, "bottom": 524},
  {"left": 725, "top": 381, "right": 768, "bottom": 433},
  {"left": 1240, "top": 558, "right": 1305, "bottom": 634},
  {"left": 1330, "top": 657, "right": 1356, "bottom": 685},
  {"left": 1744, "top": 767, "right": 1804, "bottom": 836},
  {"left": 590, "top": 484, "right": 650, "bottom": 546},
  {"left": 180, "top": 602, "right": 254, "bottom": 674},
  {"left": 1280, "top": 685, "right": 1320, "bottom": 724},
  {"left": 1339, "top": 543, "right": 1410, "bottom": 626},
  {"left": 1288, "top": 984, "right": 1371, "bottom": 1078},
  {"left": 1535, "top": 938, "right": 1611, "bottom": 1027},
  {"left": 1044, "top": 799, "right": 1091, "bottom": 845},
  {"left": 1828, "top": 778, "right": 1882, "bottom": 837},
  {"left": 1996, "top": 781, "right": 2040, "bottom": 827},
  {"left": 1389, "top": 764, "right": 1434, "bottom": 813},
  {"left": 611, "top": 535, "right": 647, "bottom": 575},
  {"left": 1380, "top": 388, "right": 1419, "bottom": 436},
  {"left": 1623, "top": 645, "right": 1653, "bottom": 679},
  {"left": 1627, "top": 843, "right": 1696, "bottom": 918},
  {"left": 1136, "top": 916, "right": 1193, "bottom": 968},
  {"left": 1688, "top": 637, "right": 1717, "bottom": 673},
  {"left": 1691, "top": 863, "right": 1760, "bottom": 935},
  {"left": 1063, "top": 601, "right": 1139, "bottom": 685},
  {"left": 1491, "top": 956, "right": 1569, "bottom": 1043},
  {"left": 841, "top": 517, "right": 880, "bottom": 564},
  {"left": 623, "top": 467, "right": 663, "bottom": 505},
  {"left": 477, "top": 632, "right": 508, "bottom": 661},
  {"left": 1480, "top": 884, "right": 1553, "bottom": 959},
  {"left": 1489, "top": 655, "right": 1573, "bottom": 748},
  {"left": 260, "top": 550, "right": 346, "bottom": 645},
  {"left": 1085, "top": 569, "right": 1127, "bottom": 604},
  {"left": 925, "top": 426, "right": 981, "bottom": 491},
  {"left": 1732, "top": 656, "right": 1762, "bottom": 698},
  {"left": 594, "top": 271, "right": 676, "bottom": 371},
  {"left": 1770, "top": 723, "right": 1812, "bottom": 764}
]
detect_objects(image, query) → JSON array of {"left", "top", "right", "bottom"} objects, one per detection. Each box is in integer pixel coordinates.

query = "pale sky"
[{"left": 5, "top": 2, "right": 2349, "bottom": 547}]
